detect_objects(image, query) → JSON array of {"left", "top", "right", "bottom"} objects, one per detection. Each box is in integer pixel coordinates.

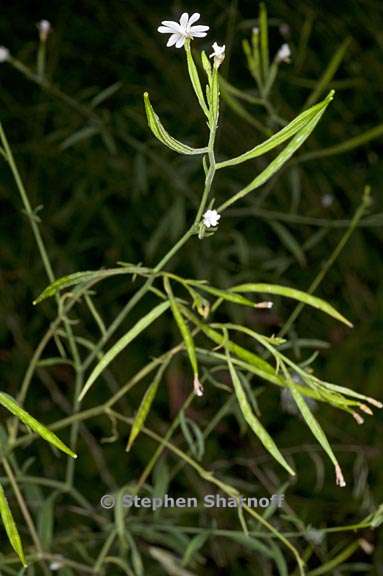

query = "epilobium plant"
[
  {"left": 0, "top": 4, "right": 381, "bottom": 574},
  {"left": 33, "top": 7, "right": 381, "bottom": 498}
]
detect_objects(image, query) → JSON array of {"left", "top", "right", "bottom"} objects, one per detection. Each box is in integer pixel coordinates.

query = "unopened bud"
[{"left": 38, "top": 20, "right": 51, "bottom": 42}]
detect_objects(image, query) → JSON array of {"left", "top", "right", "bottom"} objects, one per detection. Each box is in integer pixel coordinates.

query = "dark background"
[{"left": 0, "top": 0, "right": 382, "bottom": 574}]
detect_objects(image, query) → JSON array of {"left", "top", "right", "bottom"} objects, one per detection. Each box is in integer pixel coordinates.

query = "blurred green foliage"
[{"left": 0, "top": 0, "right": 383, "bottom": 573}]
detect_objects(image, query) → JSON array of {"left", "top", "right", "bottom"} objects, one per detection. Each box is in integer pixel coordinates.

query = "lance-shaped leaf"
[
  {"left": 218, "top": 92, "right": 334, "bottom": 211},
  {"left": 259, "top": 2, "right": 269, "bottom": 83},
  {"left": 33, "top": 267, "right": 147, "bottom": 305},
  {"left": 126, "top": 362, "right": 167, "bottom": 452},
  {"left": 164, "top": 278, "right": 200, "bottom": 388},
  {"left": 79, "top": 300, "right": 170, "bottom": 401},
  {"left": 231, "top": 283, "right": 352, "bottom": 327},
  {"left": 0, "top": 393, "right": 77, "bottom": 458},
  {"left": 185, "top": 42, "right": 209, "bottom": 118},
  {"left": 182, "top": 307, "right": 283, "bottom": 385},
  {"left": 190, "top": 282, "right": 270, "bottom": 309},
  {"left": 216, "top": 96, "right": 330, "bottom": 169},
  {"left": 209, "top": 68, "right": 220, "bottom": 128},
  {"left": 201, "top": 50, "right": 212, "bottom": 82},
  {"left": 226, "top": 347, "right": 295, "bottom": 476},
  {"left": 144, "top": 92, "right": 208, "bottom": 155},
  {"left": 0, "top": 483, "right": 27, "bottom": 567},
  {"left": 283, "top": 368, "right": 345, "bottom": 487}
]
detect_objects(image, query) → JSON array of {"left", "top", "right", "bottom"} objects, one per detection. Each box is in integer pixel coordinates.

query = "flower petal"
[
  {"left": 188, "top": 13, "right": 200, "bottom": 26},
  {"left": 160, "top": 20, "right": 181, "bottom": 32},
  {"left": 167, "top": 33, "right": 180, "bottom": 47},
  {"left": 179, "top": 12, "right": 189, "bottom": 30},
  {"left": 175, "top": 35, "right": 186, "bottom": 48},
  {"left": 190, "top": 31, "right": 208, "bottom": 38},
  {"left": 158, "top": 26, "right": 176, "bottom": 34},
  {"left": 190, "top": 25, "right": 209, "bottom": 33}
]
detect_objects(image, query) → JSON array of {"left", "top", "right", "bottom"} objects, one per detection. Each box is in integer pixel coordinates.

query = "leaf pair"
[{"left": 218, "top": 91, "right": 334, "bottom": 211}]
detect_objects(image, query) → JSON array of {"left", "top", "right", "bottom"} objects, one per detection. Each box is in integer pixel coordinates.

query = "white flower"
[
  {"left": 321, "top": 193, "right": 333, "bottom": 207},
  {"left": 158, "top": 12, "right": 209, "bottom": 49},
  {"left": 49, "top": 557, "right": 64, "bottom": 571},
  {"left": 276, "top": 43, "right": 291, "bottom": 63},
  {"left": 209, "top": 42, "right": 225, "bottom": 68},
  {"left": 203, "top": 209, "right": 221, "bottom": 228},
  {"left": 0, "top": 46, "right": 10, "bottom": 63}
]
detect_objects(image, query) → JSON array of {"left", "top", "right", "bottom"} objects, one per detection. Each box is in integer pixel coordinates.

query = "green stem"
[
  {"left": 81, "top": 79, "right": 219, "bottom": 373},
  {"left": 2, "top": 458, "right": 50, "bottom": 575},
  {"left": 279, "top": 187, "right": 371, "bottom": 337},
  {"left": 0, "top": 125, "right": 82, "bottom": 458}
]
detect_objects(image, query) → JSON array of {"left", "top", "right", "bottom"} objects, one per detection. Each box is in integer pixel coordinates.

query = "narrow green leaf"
[
  {"left": 242, "top": 38, "right": 260, "bottom": 84},
  {"left": 183, "top": 308, "right": 283, "bottom": 384},
  {"left": 181, "top": 533, "right": 209, "bottom": 567},
  {"left": 209, "top": 68, "right": 220, "bottom": 127},
  {"left": 90, "top": 81, "right": 122, "bottom": 108},
  {"left": 37, "top": 492, "right": 57, "bottom": 550},
  {"left": 60, "top": 125, "right": 99, "bottom": 150},
  {"left": 164, "top": 278, "right": 198, "bottom": 378},
  {"left": 79, "top": 300, "right": 170, "bottom": 401},
  {"left": 216, "top": 97, "right": 328, "bottom": 169},
  {"left": 299, "top": 122, "right": 383, "bottom": 162},
  {"left": 201, "top": 51, "right": 212, "bottom": 83},
  {"left": 225, "top": 349, "right": 295, "bottom": 476},
  {"left": 232, "top": 282, "right": 352, "bottom": 327},
  {"left": 219, "top": 78, "right": 270, "bottom": 136},
  {"left": 126, "top": 362, "right": 167, "bottom": 451},
  {"left": 0, "top": 393, "right": 76, "bottom": 458},
  {"left": 191, "top": 283, "right": 263, "bottom": 308},
  {"left": 269, "top": 221, "right": 306, "bottom": 267},
  {"left": 259, "top": 3, "right": 269, "bottom": 83},
  {"left": 185, "top": 42, "right": 209, "bottom": 117},
  {"left": 0, "top": 482, "right": 27, "bottom": 567},
  {"left": 179, "top": 412, "right": 205, "bottom": 461},
  {"left": 218, "top": 92, "right": 334, "bottom": 211},
  {"left": 144, "top": 92, "right": 208, "bottom": 155},
  {"left": 307, "top": 540, "right": 360, "bottom": 576},
  {"left": 305, "top": 38, "right": 351, "bottom": 107},
  {"left": 285, "top": 372, "right": 345, "bottom": 487},
  {"left": 33, "top": 267, "right": 146, "bottom": 305},
  {"left": 225, "top": 532, "right": 273, "bottom": 558}
]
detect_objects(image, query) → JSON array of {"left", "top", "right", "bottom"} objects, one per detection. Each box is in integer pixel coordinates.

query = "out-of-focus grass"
[{"left": 0, "top": 0, "right": 382, "bottom": 573}]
